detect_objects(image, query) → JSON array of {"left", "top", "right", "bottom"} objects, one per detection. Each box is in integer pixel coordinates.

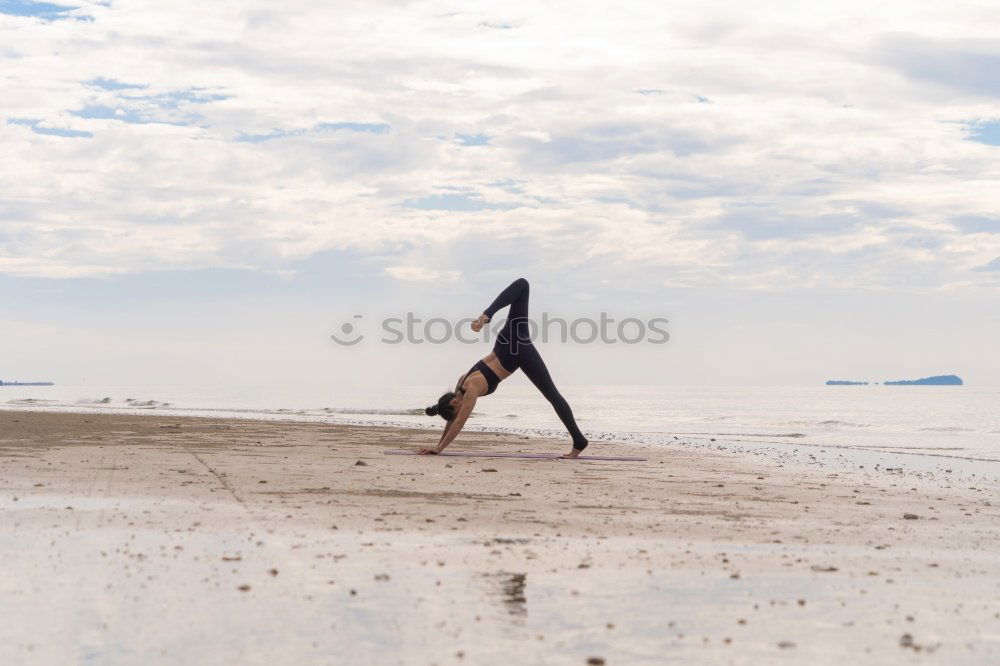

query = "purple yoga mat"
[{"left": 383, "top": 449, "right": 646, "bottom": 461}]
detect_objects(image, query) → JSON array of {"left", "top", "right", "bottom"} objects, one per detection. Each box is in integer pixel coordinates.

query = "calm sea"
[{"left": 3, "top": 382, "right": 999, "bottom": 473}]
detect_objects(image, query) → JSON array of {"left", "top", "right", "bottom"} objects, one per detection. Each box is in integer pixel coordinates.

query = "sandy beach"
[{"left": 1, "top": 409, "right": 998, "bottom": 665}]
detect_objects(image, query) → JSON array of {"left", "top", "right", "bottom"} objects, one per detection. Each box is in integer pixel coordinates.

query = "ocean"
[{"left": 3, "top": 382, "right": 999, "bottom": 476}]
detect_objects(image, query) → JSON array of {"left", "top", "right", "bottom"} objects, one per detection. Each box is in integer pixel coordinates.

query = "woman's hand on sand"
[{"left": 471, "top": 314, "right": 490, "bottom": 332}]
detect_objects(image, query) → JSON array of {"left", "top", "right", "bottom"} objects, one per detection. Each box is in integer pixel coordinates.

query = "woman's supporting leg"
[{"left": 517, "top": 344, "right": 588, "bottom": 451}]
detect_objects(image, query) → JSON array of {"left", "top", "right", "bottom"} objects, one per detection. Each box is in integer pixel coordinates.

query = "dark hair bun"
[{"left": 425, "top": 405, "right": 439, "bottom": 417}]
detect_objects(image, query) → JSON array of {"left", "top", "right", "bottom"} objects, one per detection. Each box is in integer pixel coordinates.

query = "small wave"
[
  {"left": 125, "top": 398, "right": 171, "bottom": 408},
  {"left": 816, "top": 420, "right": 870, "bottom": 428},
  {"left": 321, "top": 407, "right": 427, "bottom": 416},
  {"left": 674, "top": 431, "right": 808, "bottom": 439},
  {"left": 6, "top": 398, "right": 54, "bottom": 405},
  {"left": 789, "top": 420, "right": 869, "bottom": 428},
  {"left": 919, "top": 426, "right": 974, "bottom": 433},
  {"left": 77, "top": 397, "right": 112, "bottom": 404}
]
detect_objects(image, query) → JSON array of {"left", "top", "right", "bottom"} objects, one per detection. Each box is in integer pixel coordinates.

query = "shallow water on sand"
[{"left": 2, "top": 493, "right": 998, "bottom": 665}]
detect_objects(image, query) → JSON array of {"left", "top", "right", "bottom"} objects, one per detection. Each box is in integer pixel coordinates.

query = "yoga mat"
[{"left": 383, "top": 449, "right": 646, "bottom": 461}]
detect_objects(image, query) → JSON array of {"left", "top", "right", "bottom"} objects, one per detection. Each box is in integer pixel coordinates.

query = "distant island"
[
  {"left": 0, "top": 379, "right": 54, "bottom": 386},
  {"left": 884, "top": 374, "right": 963, "bottom": 386},
  {"left": 825, "top": 374, "right": 963, "bottom": 386}
]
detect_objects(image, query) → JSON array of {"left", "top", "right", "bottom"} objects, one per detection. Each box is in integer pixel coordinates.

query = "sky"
[{"left": 1, "top": 0, "right": 999, "bottom": 388}]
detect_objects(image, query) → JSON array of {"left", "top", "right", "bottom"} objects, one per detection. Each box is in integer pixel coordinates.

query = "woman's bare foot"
[
  {"left": 562, "top": 447, "right": 582, "bottom": 459},
  {"left": 471, "top": 314, "right": 490, "bottom": 332}
]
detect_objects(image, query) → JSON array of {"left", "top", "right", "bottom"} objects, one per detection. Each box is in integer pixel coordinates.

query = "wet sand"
[{"left": 1, "top": 410, "right": 998, "bottom": 665}]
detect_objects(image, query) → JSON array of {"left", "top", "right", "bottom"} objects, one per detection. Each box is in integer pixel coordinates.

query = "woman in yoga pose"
[{"left": 420, "top": 278, "right": 589, "bottom": 458}]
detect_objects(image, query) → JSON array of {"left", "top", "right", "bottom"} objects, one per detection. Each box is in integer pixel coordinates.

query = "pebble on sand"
[
  {"left": 903, "top": 513, "right": 919, "bottom": 520},
  {"left": 355, "top": 460, "right": 368, "bottom": 466},
  {"left": 586, "top": 658, "right": 605, "bottom": 665}
]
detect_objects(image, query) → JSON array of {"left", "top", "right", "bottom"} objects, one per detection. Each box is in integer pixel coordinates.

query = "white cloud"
[
  {"left": 1, "top": 0, "right": 998, "bottom": 294},
  {"left": 385, "top": 266, "right": 461, "bottom": 282}
]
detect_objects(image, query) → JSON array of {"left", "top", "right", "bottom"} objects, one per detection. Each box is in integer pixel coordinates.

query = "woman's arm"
[
  {"left": 418, "top": 413, "right": 456, "bottom": 454},
  {"left": 436, "top": 418, "right": 457, "bottom": 448},
  {"left": 418, "top": 393, "right": 478, "bottom": 454}
]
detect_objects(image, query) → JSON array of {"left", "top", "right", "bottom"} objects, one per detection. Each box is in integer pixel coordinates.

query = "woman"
[{"left": 420, "top": 278, "right": 588, "bottom": 458}]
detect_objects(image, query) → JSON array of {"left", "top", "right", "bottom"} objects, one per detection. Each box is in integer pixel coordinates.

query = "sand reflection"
[{"left": 484, "top": 571, "right": 528, "bottom": 618}]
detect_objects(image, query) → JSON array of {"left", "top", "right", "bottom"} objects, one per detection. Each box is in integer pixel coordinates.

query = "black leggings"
[{"left": 484, "top": 278, "right": 588, "bottom": 451}]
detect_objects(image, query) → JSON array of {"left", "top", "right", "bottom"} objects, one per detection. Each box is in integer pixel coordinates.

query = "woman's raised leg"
[
  {"left": 483, "top": 277, "right": 530, "bottom": 323},
  {"left": 483, "top": 278, "right": 532, "bottom": 369}
]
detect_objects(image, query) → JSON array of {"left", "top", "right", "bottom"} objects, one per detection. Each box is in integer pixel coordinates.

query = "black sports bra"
[{"left": 459, "top": 360, "right": 500, "bottom": 395}]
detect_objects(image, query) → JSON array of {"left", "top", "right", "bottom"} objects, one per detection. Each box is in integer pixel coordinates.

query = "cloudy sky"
[{"left": 2, "top": 0, "right": 998, "bottom": 387}]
